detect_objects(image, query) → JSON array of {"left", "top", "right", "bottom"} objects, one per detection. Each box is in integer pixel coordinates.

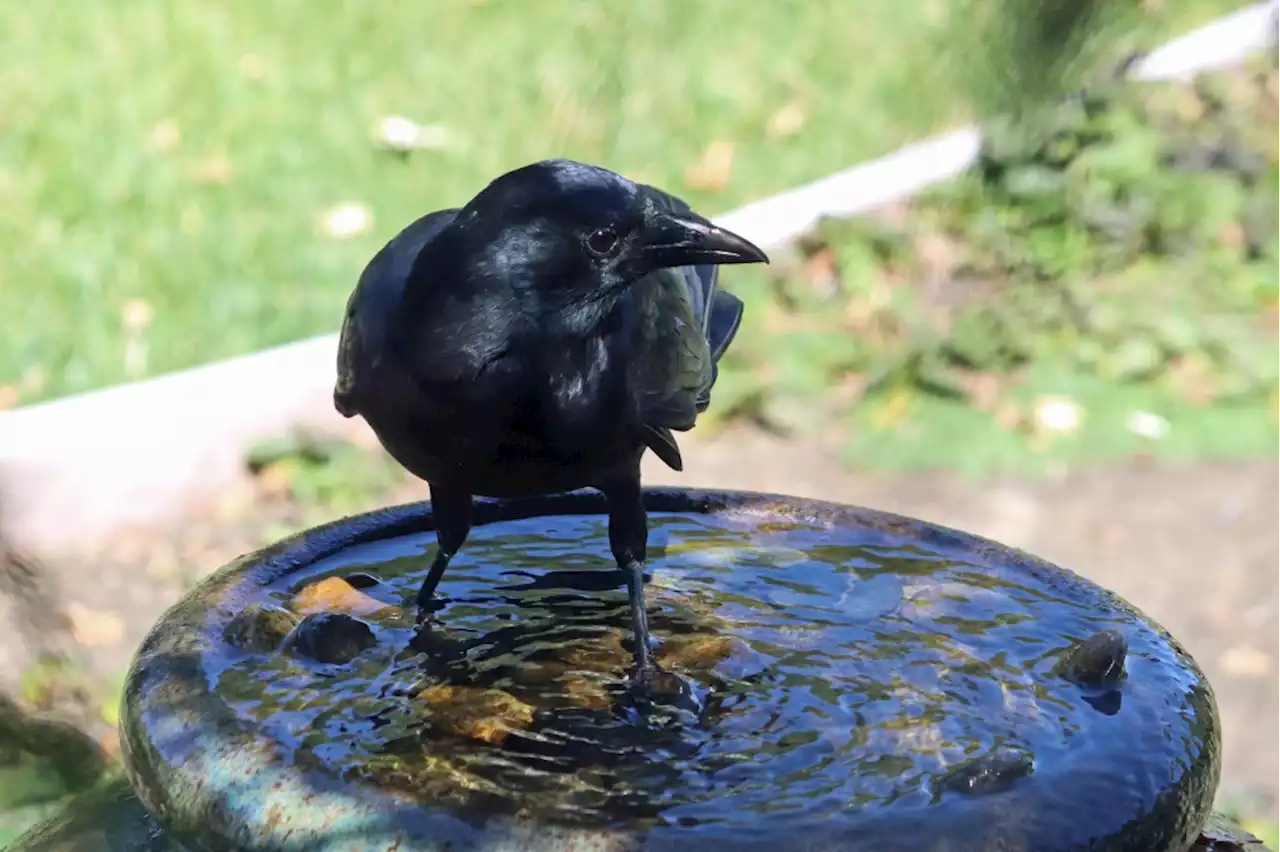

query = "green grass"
[{"left": 0, "top": 0, "right": 1248, "bottom": 405}]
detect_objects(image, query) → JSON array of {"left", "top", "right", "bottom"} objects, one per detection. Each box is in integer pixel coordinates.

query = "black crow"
[{"left": 334, "top": 159, "right": 767, "bottom": 696}]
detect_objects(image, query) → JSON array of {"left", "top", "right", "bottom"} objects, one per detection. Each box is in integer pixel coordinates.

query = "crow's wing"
[
  {"left": 630, "top": 187, "right": 747, "bottom": 471},
  {"left": 334, "top": 209, "right": 459, "bottom": 417},
  {"left": 638, "top": 183, "right": 746, "bottom": 369},
  {"left": 628, "top": 267, "right": 712, "bottom": 433},
  {"left": 707, "top": 287, "right": 744, "bottom": 363}
]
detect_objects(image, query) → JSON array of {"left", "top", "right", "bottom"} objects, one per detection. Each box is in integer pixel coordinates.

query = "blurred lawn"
[{"left": 0, "top": 0, "right": 1249, "bottom": 405}]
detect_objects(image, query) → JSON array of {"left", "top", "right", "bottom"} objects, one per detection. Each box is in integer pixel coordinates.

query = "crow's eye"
[{"left": 586, "top": 226, "right": 621, "bottom": 258}]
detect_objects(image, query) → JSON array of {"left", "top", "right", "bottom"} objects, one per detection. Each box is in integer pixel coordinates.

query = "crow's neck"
[{"left": 542, "top": 286, "right": 627, "bottom": 342}]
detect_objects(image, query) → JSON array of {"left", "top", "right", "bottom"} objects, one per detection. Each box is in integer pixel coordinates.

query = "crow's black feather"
[{"left": 333, "top": 159, "right": 767, "bottom": 692}]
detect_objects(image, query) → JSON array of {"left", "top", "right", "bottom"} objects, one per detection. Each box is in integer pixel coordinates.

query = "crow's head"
[{"left": 444, "top": 159, "right": 766, "bottom": 311}]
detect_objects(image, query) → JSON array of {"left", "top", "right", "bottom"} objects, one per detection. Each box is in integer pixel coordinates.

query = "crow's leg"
[
  {"left": 416, "top": 484, "right": 473, "bottom": 612},
  {"left": 598, "top": 474, "right": 699, "bottom": 716},
  {"left": 597, "top": 472, "right": 654, "bottom": 674}
]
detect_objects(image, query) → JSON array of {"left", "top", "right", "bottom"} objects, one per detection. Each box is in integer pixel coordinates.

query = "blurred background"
[{"left": 0, "top": 0, "right": 1276, "bottom": 846}]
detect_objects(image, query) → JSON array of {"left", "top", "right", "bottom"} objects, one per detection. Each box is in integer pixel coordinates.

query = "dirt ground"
[{"left": 3, "top": 427, "right": 1276, "bottom": 819}]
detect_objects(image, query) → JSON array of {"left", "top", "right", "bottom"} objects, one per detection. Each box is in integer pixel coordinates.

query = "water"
[{"left": 210, "top": 511, "right": 1210, "bottom": 837}]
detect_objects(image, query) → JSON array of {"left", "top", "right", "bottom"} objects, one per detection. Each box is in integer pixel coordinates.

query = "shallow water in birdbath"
[{"left": 207, "top": 509, "right": 1215, "bottom": 847}]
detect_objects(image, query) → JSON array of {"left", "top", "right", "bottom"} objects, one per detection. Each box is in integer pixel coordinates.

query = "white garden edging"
[{"left": 1, "top": 1, "right": 1275, "bottom": 555}]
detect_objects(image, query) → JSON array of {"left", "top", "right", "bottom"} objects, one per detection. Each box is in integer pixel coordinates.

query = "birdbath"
[{"left": 16, "top": 490, "right": 1226, "bottom": 851}]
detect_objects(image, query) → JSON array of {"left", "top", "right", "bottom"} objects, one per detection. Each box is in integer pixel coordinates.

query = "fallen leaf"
[
  {"left": 1032, "top": 395, "right": 1083, "bottom": 435},
  {"left": 685, "top": 140, "right": 735, "bottom": 192},
  {"left": 833, "top": 372, "right": 870, "bottom": 407},
  {"left": 65, "top": 603, "right": 126, "bottom": 647},
  {"left": 802, "top": 243, "right": 842, "bottom": 299},
  {"left": 1167, "top": 356, "right": 1219, "bottom": 406},
  {"left": 373, "top": 115, "right": 454, "bottom": 152},
  {"left": 1218, "top": 220, "right": 1246, "bottom": 251},
  {"left": 766, "top": 100, "right": 808, "bottom": 138},
  {"left": 954, "top": 370, "right": 1003, "bottom": 413},
  {"left": 1125, "top": 410, "right": 1171, "bottom": 440},
  {"left": 319, "top": 201, "right": 373, "bottom": 239},
  {"left": 145, "top": 119, "right": 181, "bottom": 154},
  {"left": 121, "top": 298, "right": 154, "bottom": 333},
  {"left": 995, "top": 400, "right": 1026, "bottom": 431},
  {"left": 293, "top": 576, "right": 399, "bottom": 619},
  {"left": 239, "top": 54, "right": 268, "bottom": 80},
  {"left": 188, "top": 154, "right": 234, "bottom": 184}
]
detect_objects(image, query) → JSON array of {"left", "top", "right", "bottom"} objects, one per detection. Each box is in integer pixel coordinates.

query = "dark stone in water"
[
  {"left": 1056, "top": 628, "right": 1128, "bottom": 687},
  {"left": 343, "top": 571, "right": 384, "bottom": 590},
  {"left": 285, "top": 612, "right": 376, "bottom": 664},
  {"left": 61, "top": 490, "right": 1223, "bottom": 852},
  {"left": 222, "top": 603, "right": 299, "bottom": 653},
  {"left": 936, "top": 747, "right": 1035, "bottom": 799}
]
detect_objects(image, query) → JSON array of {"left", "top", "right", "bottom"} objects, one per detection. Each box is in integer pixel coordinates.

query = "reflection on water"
[{"left": 212, "top": 512, "right": 1206, "bottom": 833}]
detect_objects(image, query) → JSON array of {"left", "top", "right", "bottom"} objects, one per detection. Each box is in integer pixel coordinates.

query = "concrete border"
[{"left": 2, "top": 1, "right": 1276, "bottom": 554}]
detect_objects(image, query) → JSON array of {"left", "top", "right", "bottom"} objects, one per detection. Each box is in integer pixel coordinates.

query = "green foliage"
[
  {"left": 715, "top": 56, "right": 1279, "bottom": 471},
  {"left": 910, "top": 54, "right": 1276, "bottom": 398}
]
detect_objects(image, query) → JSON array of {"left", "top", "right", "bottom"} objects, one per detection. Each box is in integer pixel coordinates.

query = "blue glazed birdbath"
[{"left": 10, "top": 490, "right": 1224, "bottom": 851}]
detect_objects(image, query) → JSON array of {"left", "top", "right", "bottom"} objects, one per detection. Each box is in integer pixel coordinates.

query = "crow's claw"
[{"left": 628, "top": 662, "right": 703, "bottom": 717}]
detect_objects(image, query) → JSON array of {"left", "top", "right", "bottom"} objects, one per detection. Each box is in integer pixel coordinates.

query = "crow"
[{"left": 334, "top": 159, "right": 767, "bottom": 696}]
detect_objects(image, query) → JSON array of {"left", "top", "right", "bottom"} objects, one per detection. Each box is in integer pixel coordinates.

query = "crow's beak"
[{"left": 636, "top": 206, "right": 769, "bottom": 271}]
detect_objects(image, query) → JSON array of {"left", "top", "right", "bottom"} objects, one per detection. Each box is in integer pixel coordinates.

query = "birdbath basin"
[{"left": 99, "top": 489, "right": 1221, "bottom": 851}]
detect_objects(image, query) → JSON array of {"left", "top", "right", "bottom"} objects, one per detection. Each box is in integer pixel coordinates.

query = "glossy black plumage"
[{"left": 335, "top": 159, "right": 767, "bottom": 693}]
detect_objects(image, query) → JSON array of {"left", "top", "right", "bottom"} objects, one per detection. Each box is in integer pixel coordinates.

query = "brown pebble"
[
  {"left": 656, "top": 634, "right": 739, "bottom": 670},
  {"left": 417, "top": 684, "right": 536, "bottom": 744},
  {"left": 293, "top": 576, "right": 400, "bottom": 620},
  {"left": 562, "top": 676, "right": 613, "bottom": 711},
  {"left": 555, "top": 631, "right": 630, "bottom": 673}
]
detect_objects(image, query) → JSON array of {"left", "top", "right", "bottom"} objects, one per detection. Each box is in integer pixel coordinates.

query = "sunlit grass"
[{"left": 0, "top": 0, "right": 1247, "bottom": 404}]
